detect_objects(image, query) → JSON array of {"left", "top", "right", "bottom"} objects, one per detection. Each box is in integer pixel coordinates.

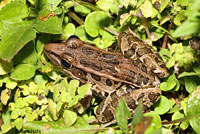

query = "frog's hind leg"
[{"left": 96, "top": 87, "right": 161, "bottom": 125}]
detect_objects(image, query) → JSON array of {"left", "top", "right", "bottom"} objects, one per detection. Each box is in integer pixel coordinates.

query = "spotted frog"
[{"left": 44, "top": 29, "right": 169, "bottom": 124}]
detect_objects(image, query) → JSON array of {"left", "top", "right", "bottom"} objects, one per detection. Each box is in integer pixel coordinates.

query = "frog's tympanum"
[{"left": 44, "top": 29, "right": 169, "bottom": 124}]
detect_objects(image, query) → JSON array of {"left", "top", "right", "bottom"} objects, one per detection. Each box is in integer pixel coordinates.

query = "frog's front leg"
[{"left": 96, "top": 86, "right": 161, "bottom": 124}]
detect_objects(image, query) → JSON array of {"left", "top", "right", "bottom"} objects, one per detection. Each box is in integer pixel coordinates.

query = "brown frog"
[{"left": 44, "top": 29, "right": 169, "bottom": 124}]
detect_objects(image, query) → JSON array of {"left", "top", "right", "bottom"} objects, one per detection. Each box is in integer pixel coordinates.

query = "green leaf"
[
  {"left": 0, "top": 21, "right": 36, "bottom": 61},
  {"left": 37, "top": 0, "right": 62, "bottom": 11},
  {"left": 23, "top": 119, "right": 97, "bottom": 134},
  {"left": 0, "top": 59, "right": 13, "bottom": 75},
  {"left": 26, "top": 112, "right": 38, "bottom": 121},
  {"left": 160, "top": 0, "right": 169, "bottom": 13},
  {"left": 115, "top": 98, "right": 131, "bottom": 134},
  {"left": 10, "top": 64, "right": 37, "bottom": 80},
  {"left": 63, "top": 110, "right": 77, "bottom": 127},
  {"left": 13, "top": 41, "right": 38, "bottom": 65},
  {"left": 172, "top": 20, "right": 200, "bottom": 38},
  {"left": 63, "top": 23, "right": 76, "bottom": 39},
  {"left": 34, "top": 9, "right": 62, "bottom": 34},
  {"left": 186, "top": 87, "right": 200, "bottom": 134},
  {"left": 68, "top": 80, "right": 80, "bottom": 98},
  {"left": 140, "top": 0, "right": 153, "bottom": 18},
  {"left": 131, "top": 99, "right": 143, "bottom": 126},
  {"left": 144, "top": 111, "right": 161, "bottom": 134},
  {"left": 34, "top": 73, "right": 48, "bottom": 86},
  {"left": 74, "top": 5, "right": 91, "bottom": 16},
  {"left": 177, "top": 0, "right": 188, "bottom": 6},
  {"left": 85, "top": 11, "right": 110, "bottom": 37},
  {"left": 172, "top": 111, "right": 185, "bottom": 126},
  {"left": 1, "top": 89, "right": 10, "bottom": 105},
  {"left": 96, "top": 0, "right": 114, "bottom": 10},
  {"left": 184, "top": 77, "right": 197, "bottom": 93},
  {"left": 174, "top": 11, "right": 186, "bottom": 26},
  {"left": 14, "top": 118, "right": 23, "bottom": 130},
  {"left": 0, "top": 1, "right": 28, "bottom": 22},
  {"left": 77, "top": 84, "right": 91, "bottom": 98},
  {"left": 75, "top": 25, "right": 94, "bottom": 41},
  {"left": 154, "top": 95, "right": 171, "bottom": 115},
  {"left": 160, "top": 73, "right": 178, "bottom": 91},
  {"left": 1, "top": 124, "right": 12, "bottom": 133},
  {"left": 48, "top": 99, "right": 58, "bottom": 120}
]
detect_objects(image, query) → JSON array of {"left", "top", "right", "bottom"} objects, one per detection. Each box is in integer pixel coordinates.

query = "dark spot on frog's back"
[
  {"left": 82, "top": 47, "right": 94, "bottom": 55},
  {"left": 106, "top": 59, "right": 120, "bottom": 65},
  {"left": 132, "top": 59, "right": 142, "bottom": 66},
  {"left": 61, "top": 59, "right": 71, "bottom": 68},
  {"left": 106, "top": 79, "right": 112, "bottom": 86},
  {"left": 124, "top": 48, "right": 135, "bottom": 58},
  {"left": 126, "top": 71, "right": 136, "bottom": 82},
  {"left": 80, "top": 59, "right": 102, "bottom": 71},
  {"left": 102, "top": 53, "right": 116, "bottom": 58},
  {"left": 148, "top": 92, "right": 160, "bottom": 103},
  {"left": 136, "top": 47, "right": 153, "bottom": 56},
  {"left": 91, "top": 73, "right": 101, "bottom": 81}
]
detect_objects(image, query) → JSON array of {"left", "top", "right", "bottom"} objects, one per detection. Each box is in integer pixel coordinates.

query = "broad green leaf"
[
  {"left": 174, "top": 11, "right": 186, "bottom": 26},
  {"left": 0, "top": 59, "right": 13, "bottom": 75},
  {"left": 0, "top": 1, "right": 28, "bottom": 22},
  {"left": 154, "top": 95, "right": 171, "bottom": 115},
  {"left": 140, "top": 0, "right": 153, "bottom": 18},
  {"left": 34, "top": 9, "right": 62, "bottom": 34},
  {"left": 34, "top": 73, "right": 48, "bottom": 86},
  {"left": 37, "top": 0, "right": 62, "bottom": 11},
  {"left": 186, "top": 87, "right": 200, "bottom": 134},
  {"left": 115, "top": 98, "right": 131, "bottom": 134},
  {"left": 184, "top": 77, "right": 197, "bottom": 93},
  {"left": 63, "top": 23, "right": 76, "bottom": 39},
  {"left": 23, "top": 120, "right": 97, "bottom": 134},
  {"left": 160, "top": 73, "right": 177, "bottom": 91},
  {"left": 6, "top": 79, "right": 17, "bottom": 89},
  {"left": 0, "top": 21, "right": 36, "bottom": 61},
  {"left": 178, "top": 71, "right": 198, "bottom": 78},
  {"left": 131, "top": 99, "right": 143, "bottom": 128},
  {"left": 172, "top": 111, "right": 185, "bottom": 125},
  {"left": 85, "top": 11, "right": 110, "bottom": 37},
  {"left": 77, "top": 84, "right": 91, "bottom": 98},
  {"left": 63, "top": 110, "right": 77, "bottom": 127},
  {"left": 1, "top": 124, "right": 12, "bottom": 133},
  {"left": 177, "top": 0, "right": 188, "bottom": 6},
  {"left": 36, "top": 34, "right": 51, "bottom": 56},
  {"left": 75, "top": 25, "right": 94, "bottom": 41},
  {"left": 13, "top": 41, "right": 38, "bottom": 65},
  {"left": 14, "top": 118, "right": 23, "bottom": 130},
  {"left": 97, "top": 0, "right": 114, "bottom": 10},
  {"left": 160, "top": 0, "right": 169, "bottom": 12},
  {"left": 48, "top": 99, "right": 58, "bottom": 120},
  {"left": 144, "top": 111, "right": 161, "bottom": 134},
  {"left": 11, "top": 110, "right": 19, "bottom": 119},
  {"left": 1, "top": 89, "right": 10, "bottom": 105},
  {"left": 26, "top": 112, "right": 38, "bottom": 121},
  {"left": 74, "top": 5, "right": 91, "bottom": 16},
  {"left": 172, "top": 20, "right": 200, "bottom": 38},
  {"left": 68, "top": 80, "right": 80, "bottom": 98},
  {"left": 10, "top": 64, "right": 37, "bottom": 80}
]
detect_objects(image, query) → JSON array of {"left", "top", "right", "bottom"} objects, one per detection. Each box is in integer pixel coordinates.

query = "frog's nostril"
[{"left": 68, "top": 35, "right": 79, "bottom": 39}]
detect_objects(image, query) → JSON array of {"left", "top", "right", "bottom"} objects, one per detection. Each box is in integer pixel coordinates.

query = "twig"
[
  {"left": 74, "top": 0, "right": 101, "bottom": 11},
  {"left": 162, "top": 22, "right": 173, "bottom": 48},
  {"left": 68, "top": 11, "right": 84, "bottom": 25}
]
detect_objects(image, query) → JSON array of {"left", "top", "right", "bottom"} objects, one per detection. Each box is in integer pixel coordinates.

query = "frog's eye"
[
  {"left": 61, "top": 59, "right": 71, "bottom": 68},
  {"left": 68, "top": 35, "right": 79, "bottom": 39},
  {"left": 66, "top": 36, "right": 81, "bottom": 49}
]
